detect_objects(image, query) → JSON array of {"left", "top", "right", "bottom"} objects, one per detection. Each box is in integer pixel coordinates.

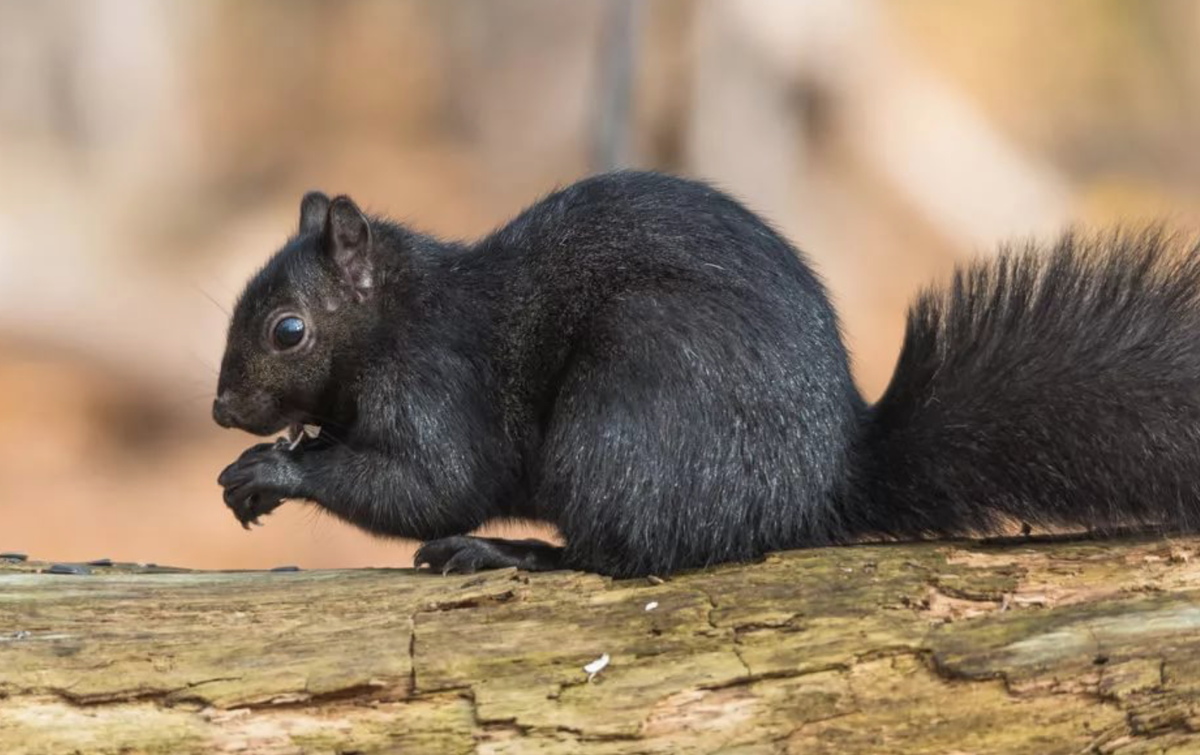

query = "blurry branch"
[
  {"left": 690, "top": 0, "right": 1073, "bottom": 252},
  {"left": 590, "top": 0, "right": 640, "bottom": 171}
]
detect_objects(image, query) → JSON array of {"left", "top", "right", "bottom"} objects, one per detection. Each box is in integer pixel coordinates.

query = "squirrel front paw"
[{"left": 217, "top": 441, "right": 299, "bottom": 529}]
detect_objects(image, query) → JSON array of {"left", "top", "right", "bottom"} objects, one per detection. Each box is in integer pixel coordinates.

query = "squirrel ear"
[
  {"left": 326, "top": 195, "right": 373, "bottom": 298},
  {"left": 299, "top": 191, "right": 331, "bottom": 236}
]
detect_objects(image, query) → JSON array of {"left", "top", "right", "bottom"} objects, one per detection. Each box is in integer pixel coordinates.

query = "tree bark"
[{"left": 2, "top": 535, "right": 1199, "bottom": 754}]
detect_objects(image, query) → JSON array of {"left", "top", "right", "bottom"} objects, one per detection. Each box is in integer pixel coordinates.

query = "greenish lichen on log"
[{"left": 1, "top": 535, "right": 1199, "bottom": 754}]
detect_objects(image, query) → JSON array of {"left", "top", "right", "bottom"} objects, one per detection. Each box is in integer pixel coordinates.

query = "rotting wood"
[{"left": 1, "top": 535, "right": 1199, "bottom": 754}]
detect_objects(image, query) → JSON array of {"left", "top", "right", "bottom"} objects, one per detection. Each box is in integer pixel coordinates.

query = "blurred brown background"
[{"left": 1, "top": 0, "right": 1197, "bottom": 569}]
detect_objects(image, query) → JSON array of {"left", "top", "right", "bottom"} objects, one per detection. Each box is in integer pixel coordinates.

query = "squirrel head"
[{"left": 212, "top": 191, "right": 376, "bottom": 438}]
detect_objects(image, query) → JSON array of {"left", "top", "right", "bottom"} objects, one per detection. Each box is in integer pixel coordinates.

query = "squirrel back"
[{"left": 214, "top": 172, "right": 1200, "bottom": 577}]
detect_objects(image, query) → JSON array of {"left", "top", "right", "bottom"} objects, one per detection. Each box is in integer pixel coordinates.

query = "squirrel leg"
[{"left": 413, "top": 536, "right": 563, "bottom": 574}]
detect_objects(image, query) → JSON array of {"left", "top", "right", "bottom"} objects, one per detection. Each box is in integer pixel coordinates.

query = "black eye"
[{"left": 272, "top": 316, "right": 306, "bottom": 349}]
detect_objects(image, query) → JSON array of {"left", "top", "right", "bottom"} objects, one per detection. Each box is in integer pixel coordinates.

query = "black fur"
[
  {"left": 857, "top": 229, "right": 1200, "bottom": 539},
  {"left": 214, "top": 171, "right": 1200, "bottom": 577}
]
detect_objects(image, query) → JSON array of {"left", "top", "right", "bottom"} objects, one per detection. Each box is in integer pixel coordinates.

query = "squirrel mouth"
[{"left": 286, "top": 423, "right": 322, "bottom": 450}]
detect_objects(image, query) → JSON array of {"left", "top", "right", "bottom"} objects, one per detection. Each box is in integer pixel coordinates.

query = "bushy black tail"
[{"left": 859, "top": 229, "right": 1200, "bottom": 539}]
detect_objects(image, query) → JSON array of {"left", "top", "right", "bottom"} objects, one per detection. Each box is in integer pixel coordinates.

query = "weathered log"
[{"left": 1, "top": 535, "right": 1198, "bottom": 754}]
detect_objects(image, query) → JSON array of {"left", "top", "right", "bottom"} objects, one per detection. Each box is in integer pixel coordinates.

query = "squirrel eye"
[{"left": 272, "top": 316, "right": 306, "bottom": 350}]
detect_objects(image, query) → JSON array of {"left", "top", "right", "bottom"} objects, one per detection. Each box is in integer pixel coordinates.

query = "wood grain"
[{"left": 2, "top": 536, "right": 1199, "bottom": 753}]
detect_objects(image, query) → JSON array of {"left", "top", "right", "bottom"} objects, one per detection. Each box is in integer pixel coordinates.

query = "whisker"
[
  {"left": 189, "top": 350, "right": 220, "bottom": 377},
  {"left": 194, "top": 283, "right": 231, "bottom": 317}
]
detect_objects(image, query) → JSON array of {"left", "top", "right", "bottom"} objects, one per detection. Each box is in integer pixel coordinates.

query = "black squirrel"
[{"left": 214, "top": 171, "right": 1200, "bottom": 577}]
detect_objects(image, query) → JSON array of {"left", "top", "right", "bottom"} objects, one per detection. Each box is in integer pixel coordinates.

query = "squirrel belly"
[{"left": 214, "top": 171, "right": 1200, "bottom": 577}]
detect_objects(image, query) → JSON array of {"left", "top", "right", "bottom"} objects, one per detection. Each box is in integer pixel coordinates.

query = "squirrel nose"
[{"left": 212, "top": 393, "right": 237, "bottom": 428}]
